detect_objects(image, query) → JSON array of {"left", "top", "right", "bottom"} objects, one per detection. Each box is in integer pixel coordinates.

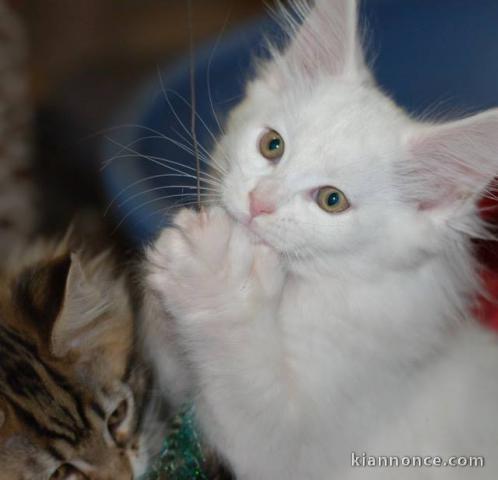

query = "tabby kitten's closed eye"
[{"left": 0, "top": 243, "right": 166, "bottom": 480}]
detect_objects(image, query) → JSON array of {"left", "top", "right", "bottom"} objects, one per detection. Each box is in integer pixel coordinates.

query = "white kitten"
[{"left": 143, "top": 1, "right": 498, "bottom": 478}]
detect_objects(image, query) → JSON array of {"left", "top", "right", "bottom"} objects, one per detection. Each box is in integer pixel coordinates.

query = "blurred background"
[
  {"left": 21, "top": 0, "right": 263, "bottom": 118},
  {"left": 16, "top": 0, "right": 265, "bottom": 246}
]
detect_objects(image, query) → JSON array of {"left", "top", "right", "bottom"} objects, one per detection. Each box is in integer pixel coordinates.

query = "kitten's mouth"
[
  {"left": 223, "top": 205, "right": 276, "bottom": 249},
  {"left": 243, "top": 219, "right": 280, "bottom": 251}
]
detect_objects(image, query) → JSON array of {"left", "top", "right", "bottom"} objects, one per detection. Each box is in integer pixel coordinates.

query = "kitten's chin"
[{"left": 248, "top": 229, "right": 275, "bottom": 249}]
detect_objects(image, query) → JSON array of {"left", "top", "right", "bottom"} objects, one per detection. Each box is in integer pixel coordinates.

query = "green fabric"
[{"left": 144, "top": 405, "right": 209, "bottom": 480}]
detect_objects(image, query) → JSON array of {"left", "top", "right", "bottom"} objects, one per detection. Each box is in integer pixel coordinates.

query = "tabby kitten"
[
  {"left": 0, "top": 0, "right": 36, "bottom": 261},
  {"left": 0, "top": 242, "right": 165, "bottom": 479}
]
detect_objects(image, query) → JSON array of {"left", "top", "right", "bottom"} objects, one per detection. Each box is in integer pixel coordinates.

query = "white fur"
[{"left": 143, "top": 1, "right": 498, "bottom": 478}]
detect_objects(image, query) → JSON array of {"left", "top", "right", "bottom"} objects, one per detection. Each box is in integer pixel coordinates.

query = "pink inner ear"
[
  {"left": 296, "top": 3, "right": 351, "bottom": 76},
  {"left": 407, "top": 112, "right": 498, "bottom": 210},
  {"left": 408, "top": 137, "right": 475, "bottom": 211},
  {"left": 412, "top": 133, "right": 487, "bottom": 180},
  {"left": 272, "top": 0, "right": 362, "bottom": 84},
  {"left": 417, "top": 190, "right": 459, "bottom": 212}
]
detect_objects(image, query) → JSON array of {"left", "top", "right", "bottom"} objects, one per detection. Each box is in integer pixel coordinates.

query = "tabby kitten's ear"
[
  {"left": 51, "top": 253, "right": 133, "bottom": 382},
  {"left": 51, "top": 253, "right": 111, "bottom": 357},
  {"left": 17, "top": 251, "right": 132, "bottom": 382},
  {"left": 14, "top": 252, "right": 72, "bottom": 344}
]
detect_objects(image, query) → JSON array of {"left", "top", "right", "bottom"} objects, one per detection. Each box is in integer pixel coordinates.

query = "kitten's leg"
[{"left": 148, "top": 208, "right": 293, "bottom": 476}]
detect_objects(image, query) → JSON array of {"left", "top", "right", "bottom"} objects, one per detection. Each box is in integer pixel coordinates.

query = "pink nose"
[{"left": 249, "top": 190, "right": 275, "bottom": 218}]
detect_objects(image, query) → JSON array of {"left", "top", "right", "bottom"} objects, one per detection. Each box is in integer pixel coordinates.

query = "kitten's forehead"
[
  {"left": 293, "top": 83, "right": 403, "bottom": 140},
  {"left": 247, "top": 76, "right": 406, "bottom": 159}
]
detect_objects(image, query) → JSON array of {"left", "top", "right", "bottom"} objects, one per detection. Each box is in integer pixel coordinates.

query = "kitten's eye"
[
  {"left": 316, "top": 187, "right": 350, "bottom": 213},
  {"left": 107, "top": 399, "right": 130, "bottom": 445},
  {"left": 259, "top": 129, "right": 285, "bottom": 161},
  {"left": 50, "top": 464, "right": 87, "bottom": 480}
]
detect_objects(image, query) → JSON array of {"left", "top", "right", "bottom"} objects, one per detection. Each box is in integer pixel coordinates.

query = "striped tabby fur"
[{"left": 0, "top": 241, "right": 166, "bottom": 479}]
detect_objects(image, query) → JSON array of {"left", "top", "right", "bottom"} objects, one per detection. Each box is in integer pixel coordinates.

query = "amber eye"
[
  {"left": 50, "top": 464, "right": 87, "bottom": 480},
  {"left": 316, "top": 187, "right": 350, "bottom": 213},
  {"left": 107, "top": 399, "right": 129, "bottom": 444},
  {"left": 259, "top": 129, "right": 285, "bottom": 161}
]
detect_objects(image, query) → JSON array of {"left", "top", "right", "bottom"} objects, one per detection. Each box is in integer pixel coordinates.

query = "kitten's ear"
[
  {"left": 14, "top": 253, "right": 72, "bottom": 344},
  {"left": 50, "top": 253, "right": 108, "bottom": 357},
  {"left": 50, "top": 253, "right": 132, "bottom": 381},
  {"left": 404, "top": 109, "right": 498, "bottom": 216},
  {"left": 266, "top": 0, "right": 368, "bottom": 86}
]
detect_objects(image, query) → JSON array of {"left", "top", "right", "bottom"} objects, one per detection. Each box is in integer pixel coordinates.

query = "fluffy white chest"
[{"left": 265, "top": 277, "right": 498, "bottom": 479}]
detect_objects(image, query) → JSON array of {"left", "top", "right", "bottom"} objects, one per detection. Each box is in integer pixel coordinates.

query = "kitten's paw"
[{"left": 148, "top": 207, "right": 284, "bottom": 321}]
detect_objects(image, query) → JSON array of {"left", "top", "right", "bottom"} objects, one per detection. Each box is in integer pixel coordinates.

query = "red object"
[
  {"left": 479, "top": 270, "right": 498, "bottom": 330},
  {"left": 477, "top": 193, "right": 498, "bottom": 331}
]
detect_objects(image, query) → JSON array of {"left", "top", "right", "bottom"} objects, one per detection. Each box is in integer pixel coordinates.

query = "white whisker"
[
  {"left": 103, "top": 138, "right": 222, "bottom": 186},
  {"left": 163, "top": 89, "right": 230, "bottom": 173},
  {"left": 105, "top": 173, "right": 199, "bottom": 215},
  {"left": 113, "top": 192, "right": 220, "bottom": 232},
  {"left": 117, "top": 184, "right": 220, "bottom": 209}
]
